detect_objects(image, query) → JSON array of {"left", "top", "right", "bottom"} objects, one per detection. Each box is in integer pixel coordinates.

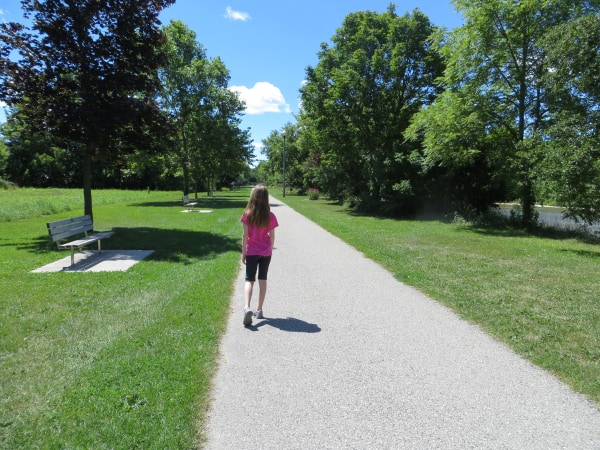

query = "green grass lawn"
[
  {"left": 0, "top": 188, "right": 247, "bottom": 449},
  {"left": 1, "top": 187, "right": 599, "bottom": 448},
  {"left": 280, "top": 193, "right": 600, "bottom": 408}
]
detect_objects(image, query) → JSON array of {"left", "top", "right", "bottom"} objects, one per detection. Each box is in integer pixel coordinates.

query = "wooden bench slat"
[
  {"left": 47, "top": 215, "right": 94, "bottom": 242},
  {"left": 183, "top": 195, "right": 198, "bottom": 206},
  {"left": 49, "top": 226, "right": 92, "bottom": 242},
  {"left": 47, "top": 215, "right": 93, "bottom": 228}
]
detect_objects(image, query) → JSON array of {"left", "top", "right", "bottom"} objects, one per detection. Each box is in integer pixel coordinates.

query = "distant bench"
[
  {"left": 183, "top": 195, "right": 198, "bottom": 207},
  {"left": 46, "top": 215, "right": 114, "bottom": 266}
]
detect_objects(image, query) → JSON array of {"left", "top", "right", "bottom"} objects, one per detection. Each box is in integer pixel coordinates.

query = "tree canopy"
[
  {"left": 159, "top": 20, "right": 252, "bottom": 196},
  {"left": 299, "top": 5, "right": 444, "bottom": 213},
  {"left": 0, "top": 0, "right": 174, "bottom": 217},
  {"left": 536, "top": 12, "right": 600, "bottom": 223},
  {"left": 2, "top": 1, "right": 599, "bottom": 227},
  {"left": 409, "top": 0, "right": 600, "bottom": 224}
]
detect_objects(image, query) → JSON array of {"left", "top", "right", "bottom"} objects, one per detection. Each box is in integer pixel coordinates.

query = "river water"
[{"left": 498, "top": 204, "right": 600, "bottom": 236}]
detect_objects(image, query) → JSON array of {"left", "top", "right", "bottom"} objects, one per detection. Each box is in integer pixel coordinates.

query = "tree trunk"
[
  {"left": 181, "top": 130, "right": 190, "bottom": 196},
  {"left": 83, "top": 144, "right": 93, "bottom": 221},
  {"left": 182, "top": 158, "right": 190, "bottom": 196},
  {"left": 521, "top": 178, "right": 535, "bottom": 229}
]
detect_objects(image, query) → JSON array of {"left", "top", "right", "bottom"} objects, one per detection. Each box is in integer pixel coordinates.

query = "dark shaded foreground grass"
[
  {"left": 0, "top": 189, "right": 247, "bottom": 449},
  {"left": 281, "top": 194, "right": 600, "bottom": 408}
]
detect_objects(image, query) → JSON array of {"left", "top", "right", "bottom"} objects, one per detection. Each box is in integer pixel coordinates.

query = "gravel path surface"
[{"left": 203, "top": 196, "right": 600, "bottom": 449}]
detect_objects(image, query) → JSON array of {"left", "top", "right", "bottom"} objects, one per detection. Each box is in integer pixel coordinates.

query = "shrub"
[
  {"left": 0, "top": 178, "right": 17, "bottom": 189},
  {"left": 308, "top": 188, "right": 320, "bottom": 200}
]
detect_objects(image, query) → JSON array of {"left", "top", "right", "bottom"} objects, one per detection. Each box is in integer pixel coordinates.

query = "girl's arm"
[
  {"left": 269, "top": 228, "right": 275, "bottom": 251},
  {"left": 241, "top": 224, "right": 248, "bottom": 264}
]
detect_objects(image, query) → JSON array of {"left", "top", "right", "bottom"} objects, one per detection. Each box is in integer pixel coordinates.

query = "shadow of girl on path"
[{"left": 250, "top": 317, "right": 321, "bottom": 333}]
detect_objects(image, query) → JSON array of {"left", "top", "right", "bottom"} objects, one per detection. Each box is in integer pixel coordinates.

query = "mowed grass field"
[
  {"left": 1, "top": 187, "right": 599, "bottom": 448},
  {"left": 0, "top": 188, "right": 246, "bottom": 449}
]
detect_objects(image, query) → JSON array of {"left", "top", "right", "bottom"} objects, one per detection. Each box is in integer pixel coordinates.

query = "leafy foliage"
[
  {"left": 410, "top": 0, "right": 600, "bottom": 224},
  {"left": 159, "top": 20, "right": 252, "bottom": 196},
  {"left": 300, "top": 5, "right": 444, "bottom": 213},
  {"left": 1, "top": 112, "right": 81, "bottom": 187},
  {"left": 259, "top": 124, "right": 308, "bottom": 194},
  {"left": 0, "top": 0, "right": 175, "bottom": 216},
  {"left": 537, "top": 13, "right": 600, "bottom": 222}
]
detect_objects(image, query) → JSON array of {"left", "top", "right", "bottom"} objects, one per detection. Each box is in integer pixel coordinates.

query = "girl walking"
[{"left": 240, "top": 185, "right": 279, "bottom": 326}]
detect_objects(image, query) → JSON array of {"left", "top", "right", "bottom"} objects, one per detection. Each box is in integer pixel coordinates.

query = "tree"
[
  {"left": 300, "top": 4, "right": 444, "bottom": 212},
  {"left": 407, "top": 88, "right": 514, "bottom": 215},
  {"left": 259, "top": 124, "right": 308, "bottom": 193},
  {"left": 190, "top": 76, "right": 252, "bottom": 195},
  {"left": 0, "top": 124, "right": 9, "bottom": 181},
  {"left": 1, "top": 112, "right": 80, "bottom": 187},
  {"left": 537, "top": 13, "right": 600, "bottom": 223},
  {"left": 0, "top": 0, "right": 173, "bottom": 218},
  {"left": 410, "top": 0, "right": 600, "bottom": 225},
  {"left": 159, "top": 20, "right": 252, "bottom": 196}
]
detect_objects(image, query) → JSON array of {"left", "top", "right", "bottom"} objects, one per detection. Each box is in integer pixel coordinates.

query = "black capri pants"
[{"left": 245, "top": 255, "right": 272, "bottom": 282}]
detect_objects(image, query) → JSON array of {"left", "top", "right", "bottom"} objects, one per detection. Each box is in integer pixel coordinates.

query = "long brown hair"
[{"left": 245, "top": 185, "right": 270, "bottom": 228}]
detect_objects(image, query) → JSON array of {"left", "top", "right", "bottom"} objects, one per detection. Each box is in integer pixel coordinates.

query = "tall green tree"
[
  {"left": 0, "top": 0, "right": 173, "bottom": 218},
  {"left": 0, "top": 123, "right": 10, "bottom": 181},
  {"left": 258, "top": 130, "right": 285, "bottom": 187},
  {"left": 189, "top": 68, "right": 252, "bottom": 195},
  {"left": 300, "top": 4, "right": 444, "bottom": 212},
  {"left": 260, "top": 124, "right": 307, "bottom": 193},
  {"left": 537, "top": 13, "right": 600, "bottom": 223},
  {"left": 160, "top": 20, "right": 208, "bottom": 196},
  {"left": 410, "top": 0, "right": 600, "bottom": 225},
  {"left": 1, "top": 111, "right": 80, "bottom": 187},
  {"left": 159, "top": 20, "right": 252, "bottom": 196}
]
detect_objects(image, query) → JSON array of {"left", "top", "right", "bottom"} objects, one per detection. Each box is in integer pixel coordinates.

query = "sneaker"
[
  {"left": 243, "top": 308, "right": 253, "bottom": 326},
  {"left": 254, "top": 310, "right": 264, "bottom": 320}
]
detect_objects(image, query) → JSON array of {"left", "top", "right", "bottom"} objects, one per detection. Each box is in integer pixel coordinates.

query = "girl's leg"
[
  {"left": 244, "top": 255, "right": 259, "bottom": 310},
  {"left": 255, "top": 256, "right": 272, "bottom": 313},
  {"left": 244, "top": 281, "right": 254, "bottom": 309},
  {"left": 257, "top": 279, "right": 267, "bottom": 311}
]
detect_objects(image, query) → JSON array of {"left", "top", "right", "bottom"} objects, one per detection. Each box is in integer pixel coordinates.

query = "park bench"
[
  {"left": 46, "top": 215, "right": 114, "bottom": 267},
  {"left": 183, "top": 195, "right": 198, "bottom": 207}
]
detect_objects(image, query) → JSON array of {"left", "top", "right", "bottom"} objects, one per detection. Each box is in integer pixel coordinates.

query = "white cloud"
[
  {"left": 230, "top": 82, "right": 291, "bottom": 115},
  {"left": 224, "top": 6, "right": 251, "bottom": 21}
]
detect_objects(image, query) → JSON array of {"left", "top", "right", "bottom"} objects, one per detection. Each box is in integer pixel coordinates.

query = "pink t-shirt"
[{"left": 241, "top": 211, "right": 279, "bottom": 256}]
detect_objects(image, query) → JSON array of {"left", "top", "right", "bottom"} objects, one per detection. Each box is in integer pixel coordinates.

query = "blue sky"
[{"left": 1, "top": 1, "right": 463, "bottom": 161}]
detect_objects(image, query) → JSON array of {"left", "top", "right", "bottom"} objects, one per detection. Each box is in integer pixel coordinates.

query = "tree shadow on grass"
[
  {"left": 20, "top": 227, "right": 239, "bottom": 265},
  {"left": 339, "top": 202, "right": 600, "bottom": 244},
  {"left": 559, "top": 248, "right": 600, "bottom": 259},
  {"left": 130, "top": 193, "right": 250, "bottom": 211},
  {"left": 111, "top": 227, "right": 239, "bottom": 263},
  {"left": 463, "top": 222, "right": 600, "bottom": 244}
]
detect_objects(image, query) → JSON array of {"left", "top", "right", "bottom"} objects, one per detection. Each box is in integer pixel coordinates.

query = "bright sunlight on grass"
[
  {"left": 2, "top": 187, "right": 599, "bottom": 448},
  {"left": 0, "top": 188, "right": 248, "bottom": 449}
]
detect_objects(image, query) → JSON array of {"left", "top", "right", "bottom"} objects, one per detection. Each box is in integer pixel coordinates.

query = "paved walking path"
[{"left": 204, "top": 196, "right": 600, "bottom": 449}]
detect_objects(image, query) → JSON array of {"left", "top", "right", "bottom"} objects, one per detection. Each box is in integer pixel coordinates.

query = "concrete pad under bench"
[{"left": 32, "top": 250, "right": 154, "bottom": 273}]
